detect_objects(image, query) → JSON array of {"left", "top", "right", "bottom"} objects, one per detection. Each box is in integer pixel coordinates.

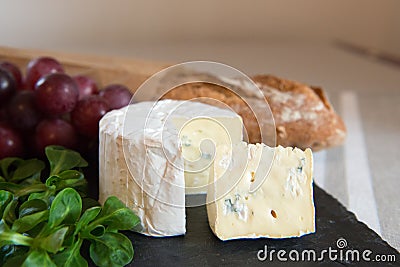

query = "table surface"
[
  {"left": 111, "top": 40, "right": 399, "bottom": 250},
  {"left": 127, "top": 185, "right": 398, "bottom": 266},
  {"left": 15, "top": 40, "right": 400, "bottom": 251}
]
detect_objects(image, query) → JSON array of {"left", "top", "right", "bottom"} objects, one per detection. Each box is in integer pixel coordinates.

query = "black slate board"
[{"left": 122, "top": 185, "right": 399, "bottom": 267}]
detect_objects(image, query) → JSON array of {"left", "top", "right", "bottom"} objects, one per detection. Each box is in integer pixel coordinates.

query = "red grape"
[
  {"left": 25, "top": 57, "right": 64, "bottom": 90},
  {"left": 99, "top": 84, "right": 132, "bottom": 110},
  {"left": 71, "top": 96, "right": 109, "bottom": 138},
  {"left": 0, "top": 108, "right": 7, "bottom": 122},
  {"left": 34, "top": 119, "right": 77, "bottom": 153},
  {"left": 0, "top": 122, "right": 24, "bottom": 159},
  {"left": 73, "top": 75, "right": 99, "bottom": 100},
  {"left": 0, "top": 62, "right": 23, "bottom": 89},
  {"left": 0, "top": 68, "right": 17, "bottom": 104},
  {"left": 8, "top": 91, "right": 41, "bottom": 130},
  {"left": 34, "top": 73, "right": 79, "bottom": 116}
]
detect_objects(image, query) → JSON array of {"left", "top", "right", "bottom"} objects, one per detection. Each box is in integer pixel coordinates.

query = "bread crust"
[
  {"left": 161, "top": 74, "right": 346, "bottom": 151},
  {"left": 252, "top": 75, "right": 346, "bottom": 150}
]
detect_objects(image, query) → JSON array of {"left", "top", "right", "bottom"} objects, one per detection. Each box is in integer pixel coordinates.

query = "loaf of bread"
[
  {"left": 157, "top": 72, "right": 345, "bottom": 151},
  {"left": 252, "top": 75, "right": 346, "bottom": 150}
]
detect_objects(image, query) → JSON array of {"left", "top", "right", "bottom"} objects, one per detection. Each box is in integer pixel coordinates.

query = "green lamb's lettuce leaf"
[
  {"left": 89, "top": 232, "right": 134, "bottom": 267},
  {"left": 22, "top": 249, "right": 56, "bottom": 267},
  {"left": 15, "top": 183, "right": 48, "bottom": 198},
  {"left": 75, "top": 206, "right": 101, "bottom": 235},
  {"left": 18, "top": 199, "right": 48, "bottom": 218},
  {"left": 11, "top": 210, "right": 49, "bottom": 233},
  {"left": 89, "top": 196, "right": 140, "bottom": 232},
  {"left": 0, "top": 158, "right": 44, "bottom": 185},
  {"left": 10, "top": 159, "right": 45, "bottom": 183},
  {"left": 36, "top": 226, "right": 69, "bottom": 254},
  {"left": 48, "top": 188, "right": 82, "bottom": 228},
  {"left": 46, "top": 170, "right": 88, "bottom": 194},
  {"left": 0, "top": 190, "right": 13, "bottom": 218},
  {"left": 52, "top": 239, "right": 88, "bottom": 267},
  {"left": 1, "top": 245, "right": 29, "bottom": 267},
  {"left": 0, "top": 182, "right": 23, "bottom": 194},
  {"left": 3, "top": 199, "right": 18, "bottom": 225},
  {"left": 0, "top": 146, "right": 138, "bottom": 267},
  {"left": 82, "top": 197, "right": 100, "bottom": 212},
  {"left": 0, "top": 228, "right": 33, "bottom": 247},
  {"left": 0, "top": 158, "right": 23, "bottom": 181},
  {"left": 45, "top": 146, "right": 88, "bottom": 176}
]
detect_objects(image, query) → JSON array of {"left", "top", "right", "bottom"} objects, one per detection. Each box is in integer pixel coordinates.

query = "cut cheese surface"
[
  {"left": 173, "top": 111, "right": 243, "bottom": 194},
  {"left": 207, "top": 142, "right": 315, "bottom": 240},
  {"left": 99, "top": 100, "right": 243, "bottom": 236}
]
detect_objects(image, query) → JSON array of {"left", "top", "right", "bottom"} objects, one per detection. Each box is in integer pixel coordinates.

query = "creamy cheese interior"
[
  {"left": 207, "top": 142, "right": 315, "bottom": 240},
  {"left": 173, "top": 115, "right": 242, "bottom": 194}
]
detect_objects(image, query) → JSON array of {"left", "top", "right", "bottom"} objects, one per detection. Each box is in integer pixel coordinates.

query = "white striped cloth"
[{"left": 313, "top": 90, "right": 399, "bottom": 251}]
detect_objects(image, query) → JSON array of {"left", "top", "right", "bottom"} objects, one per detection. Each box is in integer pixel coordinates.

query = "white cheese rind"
[
  {"left": 99, "top": 100, "right": 242, "bottom": 236},
  {"left": 207, "top": 143, "right": 315, "bottom": 240}
]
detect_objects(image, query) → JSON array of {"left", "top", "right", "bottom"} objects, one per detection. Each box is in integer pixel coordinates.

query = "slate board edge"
[{"left": 313, "top": 183, "right": 398, "bottom": 253}]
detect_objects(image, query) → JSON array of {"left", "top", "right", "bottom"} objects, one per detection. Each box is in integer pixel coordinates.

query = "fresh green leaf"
[
  {"left": 46, "top": 170, "right": 83, "bottom": 186},
  {"left": 19, "top": 172, "right": 42, "bottom": 186},
  {"left": 91, "top": 196, "right": 140, "bottom": 231},
  {"left": 28, "top": 186, "right": 56, "bottom": 206},
  {"left": 0, "top": 182, "right": 23, "bottom": 194},
  {"left": 45, "top": 146, "right": 88, "bottom": 176},
  {"left": 4, "top": 253, "right": 29, "bottom": 267},
  {"left": 89, "top": 225, "right": 105, "bottom": 238},
  {"left": 15, "top": 183, "right": 48, "bottom": 198},
  {"left": 19, "top": 199, "right": 48, "bottom": 218},
  {"left": 0, "top": 230, "right": 33, "bottom": 247},
  {"left": 26, "top": 221, "right": 47, "bottom": 239},
  {"left": 22, "top": 249, "right": 56, "bottom": 267},
  {"left": 0, "top": 190, "right": 13, "bottom": 218},
  {"left": 103, "top": 208, "right": 139, "bottom": 232},
  {"left": 10, "top": 159, "right": 45, "bottom": 183},
  {"left": 2, "top": 246, "right": 29, "bottom": 267},
  {"left": 61, "top": 228, "right": 76, "bottom": 248},
  {"left": 46, "top": 171, "right": 88, "bottom": 193},
  {"left": 3, "top": 199, "right": 18, "bottom": 224},
  {"left": 0, "top": 221, "right": 11, "bottom": 250},
  {"left": 12, "top": 210, "right": 49, "bottom": 233},
  {"left": 0, "top": 149, "right": 138, "bottom": 266},
  {"left": 89, "top": 232, "right": 134, "bottom": 267},
  {"left": 0, "top": 158, "right": 22, "bottom": 181},
  {"left": 75, "top": 206, "right": 101, "bottom": 235},
  {"left": 0, "top": 218, "right": 10, "bottom": 232},
  {"left": 56, "top": 178, "right": 87, "bottom": 191},
  {"left": 52, "top": 238, "right": 87, "bottom": 267},
  {"left": 82, "top": 197, "right": 100, "bottom": 212},
  {"left": 48, "top": 188, "right": 82, "bottom": 228},
  {"left": 37, "top": 226, "right": 69, "bottom": 253},
  {"left": 59, "top": 170, "right": 85, "bottom": 181}
]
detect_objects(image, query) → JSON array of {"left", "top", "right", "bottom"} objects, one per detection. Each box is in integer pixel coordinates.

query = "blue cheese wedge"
[
  {"left": 207, "top": 142, "right": 315, "bottom": 240},
  {"left": 99, "top": 100, "right": 243, "bottom": 237}
]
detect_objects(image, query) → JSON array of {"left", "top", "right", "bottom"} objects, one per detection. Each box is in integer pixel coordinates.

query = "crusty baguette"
[
  {"left": 252, "top": 75, "right": 346, "bottom": 150},
  {"left": 160, "top": 73, "right": 346, "bottom": 151}
]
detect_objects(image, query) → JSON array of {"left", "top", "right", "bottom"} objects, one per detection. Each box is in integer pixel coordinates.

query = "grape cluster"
[{"left": 0, "top": 57, "right": 133, "bottom": 159}]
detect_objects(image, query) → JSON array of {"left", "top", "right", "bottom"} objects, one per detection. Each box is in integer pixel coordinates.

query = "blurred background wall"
[{"left": 0, "top": 0, "right": 399, "bottom": 57}]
